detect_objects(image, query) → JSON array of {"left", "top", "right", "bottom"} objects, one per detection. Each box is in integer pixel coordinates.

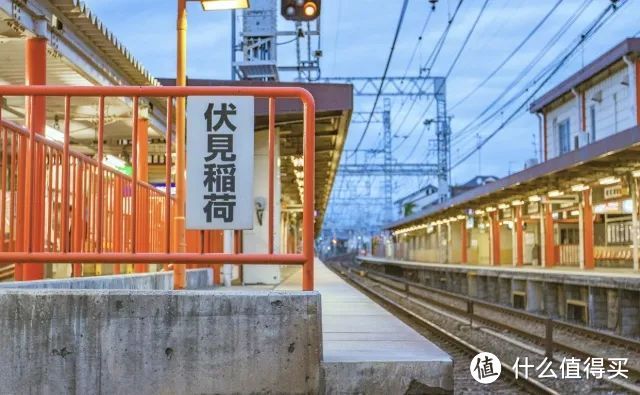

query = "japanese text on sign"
[{"left": 186, "top": 96, "right": 254, "bottom": 230}]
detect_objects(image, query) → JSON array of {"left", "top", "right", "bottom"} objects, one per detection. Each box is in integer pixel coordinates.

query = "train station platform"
[
  {"left": 358, "top": 255, "right": 640, "bottom": 337},
  {"left": 278, "top": 258, "right": 453, "bottom": 394},
  {"left": 358, "top": 255, "right": 640, "bottom": 290}
]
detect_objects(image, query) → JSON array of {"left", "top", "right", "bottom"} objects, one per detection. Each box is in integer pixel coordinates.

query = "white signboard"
[{"left": 186, "top": 96, "right": 254, "bottom": 230}]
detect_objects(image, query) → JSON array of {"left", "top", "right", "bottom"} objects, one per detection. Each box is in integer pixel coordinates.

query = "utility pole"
[{"left": 383, "top": 98, "right": 392, "bottom": 224}]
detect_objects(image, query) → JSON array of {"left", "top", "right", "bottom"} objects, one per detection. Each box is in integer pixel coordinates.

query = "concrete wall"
[
  {"left": 0, "top": 290, "right": 321, "bottom": 394},
  {"left": 0, "top": 269, "right": 212, "bottom": 290}
]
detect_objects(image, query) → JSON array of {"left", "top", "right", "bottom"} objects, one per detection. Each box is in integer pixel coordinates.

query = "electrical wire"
[
  {"left": 450, "top": 0, "right": 563, "bottom": 111},
  {"left": 349, "top": 0, "right": 410, "bottom": 155},
  {"left": 452, "top": 0, "right": 591, "bottom": 146},
  {"left": 450, "top": 0, "right": 625, "bottom": 171}
]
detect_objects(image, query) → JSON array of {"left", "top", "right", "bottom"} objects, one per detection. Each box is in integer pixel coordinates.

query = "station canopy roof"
[{"left": 385, "top": 124, "right": 640, "bottom": 231}]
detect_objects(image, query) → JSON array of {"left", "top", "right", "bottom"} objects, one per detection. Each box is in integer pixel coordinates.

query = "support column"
[
  {"left": 582, "top": 189, "right": 595, "bottom": 270},
  {"left": 632, "top": 177, "right": 639, "bottom": 271},
  {"left": 460, "top": 220, "right": 467, "bottom": 264},
  {"left": 134, "top": 117, "right": 149, "bottom": 273},
  {"left": 544, "top": 203, "right": 555, "bottom": 268},
  {"left": 515, "top": 206, "right": 524, "bottom": 266},
  {"left": 490, "top": 211, "right": 500, "bottom": 265},
  {"left": 22, "top": 37, "right": 47, "bottom": 280}
]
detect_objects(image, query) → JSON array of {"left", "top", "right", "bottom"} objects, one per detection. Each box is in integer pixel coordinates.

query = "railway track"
[{"left": 324, "top": 259, "right": 640, "bottom": 394}]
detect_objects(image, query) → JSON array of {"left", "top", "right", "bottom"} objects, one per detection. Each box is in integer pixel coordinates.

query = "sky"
[{"left": 82, "top": 0, "right": 640, "bottom": 226}]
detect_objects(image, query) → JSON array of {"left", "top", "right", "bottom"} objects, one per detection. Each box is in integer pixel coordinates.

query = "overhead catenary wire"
[
  {"left": 390, "top": 0, "right": 466, "bottom": 154},
  {"left": 349, "top": 0, "right": 410, "bottom": 155},
  {"left": 450, "top": 0, "right": 626, "bottom": 171},
  {"left": 452, "top": 0, "right": 592, "bottom": 146},
  {"left": 450, "top": 0, "right": 563, "bottom": 111}
]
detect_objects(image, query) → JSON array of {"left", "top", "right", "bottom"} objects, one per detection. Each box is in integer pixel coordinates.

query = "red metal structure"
[{"left": 0, "top": 85, "right": 316, "bottom": 290}]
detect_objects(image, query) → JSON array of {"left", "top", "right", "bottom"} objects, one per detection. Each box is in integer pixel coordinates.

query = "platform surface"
[
  {"left": 278, "top": 258, "right": 453, "bottom": 393},
  {"left": 359, "top": 255, "right": 640, "bottom": 290}
]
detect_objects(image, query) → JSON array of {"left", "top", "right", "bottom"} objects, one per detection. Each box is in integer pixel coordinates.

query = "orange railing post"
[{"left": 22, "top": 37, "right": 47, "bottom": 281}]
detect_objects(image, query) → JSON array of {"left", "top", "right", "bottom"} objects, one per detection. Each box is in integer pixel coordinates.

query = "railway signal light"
[{"left": 281, "top": 0, "right": 320, "bottom": 21}]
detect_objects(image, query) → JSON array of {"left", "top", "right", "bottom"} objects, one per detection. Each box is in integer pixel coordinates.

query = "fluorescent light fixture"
[
  {"left": 103, "top": 154, "right": 126, "bottom": 169},
  {"left": 448, "top": 217, "right": 457, "bottom": 222},
  {"left": 485, "top": 206, "right": 496, "bottom": 212},
  {"left": 200, "top": 0, "right": 250, "bottom": 11},
  {"left": 548, "top": 190, "right": 564, "bottom": 197},
  {"left": 512, "top": 200, "right": 525, "bottom": 206},
  {"left": 474, "top": 209, "right": 485, "bottom": 215},
  {"left": 498, "top": 203, "right": 510, "bottom": 210},
  {"left": 528, "top": 195, "right": 541, "bottom": 202},
  {"left": 570, "top": 210, "right": 579, "bottom": 216},
  {"left": 457, "top": 214, "right": 466, "bottom": 220},
  {"left": 632, "top": 169, "right": 640, "bottom": 178},
  {"left": 45, "top": 126, "right": 65, "bottom": 143},
  {"left": 599, "top": 176, "right": 621, "bottom": 185},
  {"left": 571, "top": 184, "right": 589, "bottom": 192}
]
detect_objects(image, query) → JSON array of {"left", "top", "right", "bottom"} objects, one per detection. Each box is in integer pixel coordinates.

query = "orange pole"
[
  {"left": 302, "top": 93, "right": 315, "bottom": 291},
  {"left": 268, "top": 98, "right": 275, "bottom": 254},
  {"left": 15, "top": 134, "right": 25, "bottom": 280},
  {"left": 72, "top": 161, "right": 83, "bottom": 277},
  {"left": 61, "top": 97, "right": 71, "bottom": 253},
  {"left": 544, "top": 203, "right": 555, "bottom": 268},
  {"left": 96, "top": 97, "right": 105, "bottom": 254},
  {"left": 490, "top": 211, "right": 500, "bottom": 266},
  {"left": 113, "top": 177, "right": 123, "bottom": 274},
  {"left": 173, "top": 0, "right": 187, "bottom": 289},
  {"left": 0, "top": 129, "right": 6, "bottom": 252},
  {"left": 164, "top": 97, "right": 173, "bottom": 269},
  {"left": 134, "top": 116, "right": 149, "bottom": 273},
  {"left": 583, "top": 190, "right": 594, "bottom": 270},
  {"left": 460, "top": 220, "right": 467, "bottom": 264},
  {"left": 23, "top": 37, "right": 47, "bottom": 280},
  {"left": 515, "top": 206, "right": 524, "bottom": 266}
]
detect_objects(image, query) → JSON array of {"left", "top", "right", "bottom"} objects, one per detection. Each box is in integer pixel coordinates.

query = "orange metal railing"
[{"left": 0, "top": 85, "right": 316, "bottom": 290}]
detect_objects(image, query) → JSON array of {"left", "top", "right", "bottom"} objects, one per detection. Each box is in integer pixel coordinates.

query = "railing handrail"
[
  {"left": 0, "top": 118, "right": 171, "bottom": 196},
  {"left": 0, "top": 85, "right": 315, "bottom": 103},
  {"left": 0, "top": 84, "right": 316, "bottom": 290}
]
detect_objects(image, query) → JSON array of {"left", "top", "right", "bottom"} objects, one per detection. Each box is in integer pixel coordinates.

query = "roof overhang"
[
  {"left": 530, "top": 38, "right": 640, "bottom": 113},
  {"left": 386, "top": 124, "right": 640, "bottom": 230}
]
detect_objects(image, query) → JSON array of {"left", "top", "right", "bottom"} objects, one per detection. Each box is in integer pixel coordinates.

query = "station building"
[
  {"left": 366, "top": 38, "right": 640, "bottom": 335},
  {"left": 382, "top": 38, "right": 640, "bottom": 271}
]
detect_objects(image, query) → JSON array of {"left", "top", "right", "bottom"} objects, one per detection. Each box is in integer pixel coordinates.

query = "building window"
[
  {"left": 558, "top": 118, "right": 571, "bottom": 154},
  {"left": 589, "top": 105, "right": 596, "bottom": 143}
]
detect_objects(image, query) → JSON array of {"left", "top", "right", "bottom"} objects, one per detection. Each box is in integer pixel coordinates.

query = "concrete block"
[
  {"left": 542, "top": 282, "right": 560, "bottom": 318},
  {"left": 619, "top": 290, "right": 640, "bottom": 337},
  {"left": 0, "top": 289, "right": 321, "bottom": 394},
  {"left": 498, "top": 278, "right": 511, "bottom": 305},
  {"left": 0, "top": 269, "right": 212, "bottom": 290},
  {"left": 526, "top": 280, "right": 544, "bottom": 313},
  {"left": 322, "top": 361, "right": 452, "bottom": 394},
  {"left": 588, "top": 287, "right": 608, "bottom": 328},
  {"left": 607, "top": 289, "right": 619, "bottom": 332}
]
